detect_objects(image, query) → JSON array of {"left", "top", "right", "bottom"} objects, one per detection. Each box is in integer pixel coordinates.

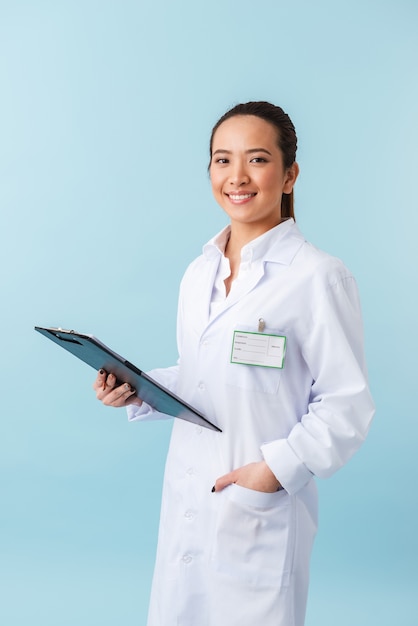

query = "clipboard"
[{"left": 34, "top": 326, "right": 221, "bottom": 432}]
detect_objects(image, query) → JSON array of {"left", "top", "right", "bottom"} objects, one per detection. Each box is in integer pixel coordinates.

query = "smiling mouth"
[{"left": 227, "top": 193, "right": 256, "bottom": 201}]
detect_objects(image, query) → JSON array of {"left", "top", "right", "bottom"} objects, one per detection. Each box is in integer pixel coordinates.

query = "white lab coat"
[{"left": 127, "top": 219, "right": 374, "bottom": 626}]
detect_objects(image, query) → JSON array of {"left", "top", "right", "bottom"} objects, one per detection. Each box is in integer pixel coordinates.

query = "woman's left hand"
[{"left": 213, "top": 461, "right": 282, "bottom": 493}]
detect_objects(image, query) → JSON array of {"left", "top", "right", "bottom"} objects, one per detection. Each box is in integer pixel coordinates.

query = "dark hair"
[{"left": 209, "top": 101, "right": 298, "bottom": 219}]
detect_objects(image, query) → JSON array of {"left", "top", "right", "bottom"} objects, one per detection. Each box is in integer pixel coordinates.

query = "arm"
[
  {"left": 215, "top": 274, "right": 374, "bottom": 495},
  {"left": 261, "top": 274, "right": 375, "bottom": 494}
]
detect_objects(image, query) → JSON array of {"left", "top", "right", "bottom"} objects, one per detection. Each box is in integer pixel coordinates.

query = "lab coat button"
[
  {"left": 198, "top": 382, "right": 205, "bottom": 390},
  {"left": 181, "top": 554, "right": 192, "bottom": 564},
  {"left": 195, "top": 426, "right": 202, "bottom": 434},
  {"left": 184, "top": 509, "right": 195, "bottom": 520},
  {"left": 186, "top": 467, "right": 196, "bottom": 476}
]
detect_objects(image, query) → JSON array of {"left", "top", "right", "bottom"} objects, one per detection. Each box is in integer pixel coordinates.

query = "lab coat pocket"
[
  {"left": 211, "top": 484, "right": 294, "bottom": 587},
  {"left": 226, "top": 325, "right": 286, "bottom": 394}
]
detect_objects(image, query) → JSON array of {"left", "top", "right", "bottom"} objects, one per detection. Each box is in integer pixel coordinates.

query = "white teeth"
[{"left": 229, "top": 194, "right": 254, "bottom": 201}]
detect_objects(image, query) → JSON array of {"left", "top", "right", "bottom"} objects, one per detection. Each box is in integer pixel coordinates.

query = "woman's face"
[{"left": 209, "top": 115, "right": 298, "bottom": 233}]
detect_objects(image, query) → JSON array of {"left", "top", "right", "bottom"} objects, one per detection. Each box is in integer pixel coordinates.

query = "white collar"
[{"left": 202, "top": 219, "right": 304, "bottom": 266}]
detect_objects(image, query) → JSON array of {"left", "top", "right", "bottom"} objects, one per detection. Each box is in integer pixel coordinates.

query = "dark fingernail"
[
  {"left": 99, "top": 369, "right": 104, "bottom": 375},
  {"left": 211, "top": 486, "right": 215, "bottom": 493}
]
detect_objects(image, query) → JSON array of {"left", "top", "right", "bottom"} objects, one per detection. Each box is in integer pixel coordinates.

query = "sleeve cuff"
[
  {"left": 126, "top": 402, "right": 154, "bottom": 422},
  {"left": 261, "top": 438, "right": 314, "bottom": 495}
]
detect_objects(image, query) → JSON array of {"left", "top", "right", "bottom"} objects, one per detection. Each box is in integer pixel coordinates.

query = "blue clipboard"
[{"left": 34, "top": 326, "right": 221, "bottom": 432}]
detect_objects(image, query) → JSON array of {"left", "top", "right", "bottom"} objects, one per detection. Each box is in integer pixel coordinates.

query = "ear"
[{"left": 283, "top": 162, "right": 299, "bottom": 194}]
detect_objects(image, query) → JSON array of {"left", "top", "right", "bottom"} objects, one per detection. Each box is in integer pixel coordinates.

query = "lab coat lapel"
[
  {"left": 226, "top": 262, "right": 266, "bottom": 309},
  {"left": 194, "top": 255, "right": 221, "bottom": 331},
  {"left": 198, "top": 219, "right": 304, "bottom": 333},
  {"left": 206, "top": 262, "right": 266, "bottom": 327}
]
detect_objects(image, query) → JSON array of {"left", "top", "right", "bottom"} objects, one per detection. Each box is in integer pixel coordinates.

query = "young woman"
[{"left": 94, "top": 102, "right": 374, "bottom": 626}]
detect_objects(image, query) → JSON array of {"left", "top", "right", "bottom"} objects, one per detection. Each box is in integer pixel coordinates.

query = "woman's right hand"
[{"left": 93, "top": 369, "right": 143, "bottom": 408}]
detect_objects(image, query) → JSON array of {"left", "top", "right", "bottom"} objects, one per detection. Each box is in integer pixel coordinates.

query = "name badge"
[{"left": 230, "top": 331, "right": 286, "bottom": 369}]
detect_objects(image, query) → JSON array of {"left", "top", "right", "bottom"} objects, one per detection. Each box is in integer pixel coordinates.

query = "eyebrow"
[{"left": 212, "top": 148, "right": 273, "bottom": 156}]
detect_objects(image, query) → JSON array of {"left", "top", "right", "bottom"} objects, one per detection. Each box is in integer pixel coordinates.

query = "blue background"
[{"left": 1, "top": 1, "right": 417, "bottom": 624}]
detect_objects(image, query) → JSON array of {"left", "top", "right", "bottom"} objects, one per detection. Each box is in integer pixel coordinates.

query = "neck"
[{"left": 226, "top": 219, "right": 284, "bottom": 258}]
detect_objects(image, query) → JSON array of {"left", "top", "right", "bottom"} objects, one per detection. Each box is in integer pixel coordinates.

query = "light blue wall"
[{"left": 1, "top": 1, "right": 416, "bottom": 624}]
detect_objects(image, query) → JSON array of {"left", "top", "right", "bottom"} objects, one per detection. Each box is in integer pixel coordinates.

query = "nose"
[{"left": 229, "top": 162, "right": 250, "bottom": 186}]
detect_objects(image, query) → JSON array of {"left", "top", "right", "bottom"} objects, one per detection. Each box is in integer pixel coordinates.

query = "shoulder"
[
  {"left": 291, "top": 229, "right": 354, "bottom": 289},
  {"left": 293, "top": 239, "right": 363, "bottom": 323},
  {"left": 181, "top": 251, "right": 212, "bottom": 277},
  {"left": 178, "top": 249, "right": 219, "bottom": 296},
  {"left": 179, "top": 229, "right": 225, "bottom": 286}
]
